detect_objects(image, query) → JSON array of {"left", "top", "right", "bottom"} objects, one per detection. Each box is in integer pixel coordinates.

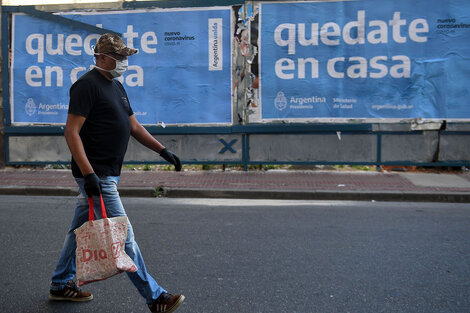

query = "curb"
[
  {"left": 0, "top": 186, "right": 469, "bottom": 203},
  {"left": 162, "top": 188, "right": 470, "bottom": 203},
  {"left": 119, "top": 187, "right": 157, "bottom": 197},
  {"left": 0, "top": 186, "right": 78, "bottom": 196},
  {"left": 0, "top": 186, "right": 156, "bottom": 198}
]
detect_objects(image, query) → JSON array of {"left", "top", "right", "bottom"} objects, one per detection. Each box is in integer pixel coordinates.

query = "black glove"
[
  {"left": 160, "top": 148, "right": 182, "bottom": 171},
  {"left": 84, "top": 173, "right": 101, "bottom": 197}
]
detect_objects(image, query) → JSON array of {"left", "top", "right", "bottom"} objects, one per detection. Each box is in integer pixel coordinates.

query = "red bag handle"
[{"left": 87, "top": 195, "right": 108, "bottom": 221}]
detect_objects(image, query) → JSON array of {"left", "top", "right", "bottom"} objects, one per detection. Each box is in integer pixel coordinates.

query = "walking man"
[{"left": 49, "top": 33, "right": 184, "bottom": 313}]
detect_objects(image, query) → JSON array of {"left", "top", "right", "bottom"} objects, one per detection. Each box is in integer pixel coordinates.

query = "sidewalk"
[{"left": 0, "top": 168, "right": 469, "bottom": 202}]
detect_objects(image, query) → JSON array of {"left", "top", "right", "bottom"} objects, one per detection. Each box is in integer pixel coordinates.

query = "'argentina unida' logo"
[{"left": 209, "top": 18, "right": 223, "bottom": 71}]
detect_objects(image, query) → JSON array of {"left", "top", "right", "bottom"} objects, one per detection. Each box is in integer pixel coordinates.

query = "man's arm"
[
  {"left": 65, "top": 113, "right": 102, "bottom": 196},
  {"left": 129, "top": 114, "right": 165, "bottom": 153},
  {"left": 129, "top": 114, "right": 182, "bottom": 171},
  {"left": 64, "top": 113, "right": 94, "bottom": 176}
]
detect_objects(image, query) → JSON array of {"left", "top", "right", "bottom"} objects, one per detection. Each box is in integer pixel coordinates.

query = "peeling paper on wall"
[
  {"left": 336, "top": 131, "right": 342, "bottom": 140},
  {"left": 234, "top": 3, "right": 261, "bottom": 124}
]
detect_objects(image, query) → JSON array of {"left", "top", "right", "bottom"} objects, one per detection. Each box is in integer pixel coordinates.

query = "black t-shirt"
[{"left": 68, "top": 68, "right": 134, "bottom": 178}]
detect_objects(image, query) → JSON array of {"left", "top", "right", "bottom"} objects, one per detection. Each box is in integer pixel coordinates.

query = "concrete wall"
[
  {"left": 6, "top": 128, "right": 470, "bottom": 166},
  {"left": 7, "top": 134, "right": 243, "bottom": 164},
  {"left": 249, "top": 134, "right": 377, "bottom": 163},
  {"left": 0, "top": 0, "right": 4, "bottom": 168},
  {"left": 381, "top": 132, "right": 438, "bottom": 163},
  {"left": 125, "top": 135, "right": 243, "bottom": 163}
]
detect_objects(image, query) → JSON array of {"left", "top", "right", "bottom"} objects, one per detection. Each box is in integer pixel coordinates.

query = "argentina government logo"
[
  {"left": 274, "top": 91, "right": 287, "bottom": 111},
  {"left": 25, "top": 98, "right": 36, "bottom": 116}
]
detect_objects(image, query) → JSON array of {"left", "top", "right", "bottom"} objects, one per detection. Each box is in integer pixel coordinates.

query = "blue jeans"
[{"left": 50, "top": 176, "right": 166, "bottom": 304}]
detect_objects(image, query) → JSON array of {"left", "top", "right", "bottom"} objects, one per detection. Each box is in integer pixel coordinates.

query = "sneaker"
[
  {"left": 148, "top": 292, "right": 185, "bottom": 313},
  {"left": 49, "top": 280, "right": 93, "bottom": 302}
]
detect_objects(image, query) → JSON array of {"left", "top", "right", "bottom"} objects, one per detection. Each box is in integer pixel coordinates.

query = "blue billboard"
[
  {"left": 260, "top": 0, "right": 470, "bottom": 120},
  {"left": 11, "top": 8, "right": 232, "bottom": 125}
]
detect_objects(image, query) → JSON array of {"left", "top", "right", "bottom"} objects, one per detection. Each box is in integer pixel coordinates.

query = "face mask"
[{"left": 95, "top": 54, "right": 128, "bottom": 78}]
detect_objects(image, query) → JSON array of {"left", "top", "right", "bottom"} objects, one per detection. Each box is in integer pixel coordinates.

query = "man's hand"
[
  {"left": 84, "top": 173, "right": 101, "bottom": 196},
  {"left": 160, "top": 149, "right": 182, "bottom": 171}
]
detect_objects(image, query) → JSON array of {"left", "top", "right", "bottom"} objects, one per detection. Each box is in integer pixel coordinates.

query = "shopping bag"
[{"left": 74, "top": 195, "right": 138, "bottom": 286}]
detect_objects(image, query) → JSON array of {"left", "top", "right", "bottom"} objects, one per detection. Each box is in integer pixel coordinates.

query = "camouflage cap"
[{"left": 94, "top": 33, "right": 138, "bottom": 56}]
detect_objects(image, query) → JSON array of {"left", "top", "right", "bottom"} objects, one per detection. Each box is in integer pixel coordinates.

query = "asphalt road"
[{"left": 0, "top": 196, "right": 469, "bottom": 313}]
